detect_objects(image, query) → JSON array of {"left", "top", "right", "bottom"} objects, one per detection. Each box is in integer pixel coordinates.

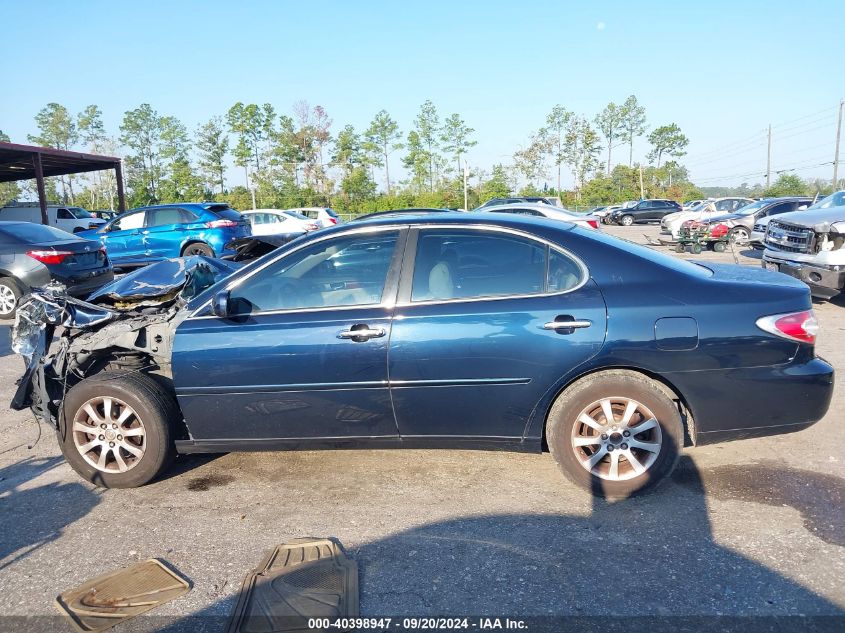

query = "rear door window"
[
  {"left": 411, "top": 230, "right": 555, "bottom": 302},
  {"left": 146, "top": 207, "right": 188, "bottom": 227}
]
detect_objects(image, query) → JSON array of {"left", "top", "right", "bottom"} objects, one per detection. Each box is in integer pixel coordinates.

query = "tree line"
[{"left": 0, "top": 98, "right": 832, "bottom": 213}]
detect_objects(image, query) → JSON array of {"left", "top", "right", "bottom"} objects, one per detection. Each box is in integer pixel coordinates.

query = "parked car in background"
[
  {"left": 661, "top": 197, "right": 754, "bottom": 239},
  {"left": 91, "top": 210, "right": 119, "bottom": 221},
  {"left": 475, "top": 196, "right": 557, "bottom": 209},
  {"left": 286, "top": 207, "right": 343, "bottom": 227},
  {"left": 703, "top": 197, "right": 813, "bottom": 245},
  {"left": 79, "top": 203, "right": 250, "bottom": 267},
  {"left": 0, "top": 221, "right": 113, "bottom": 318},
  {"left": 762, "top": 201, "right": 845, "bottom": 299},
  {"left": 591, "top": 204, "right": 623, "bottom": 224},
  {"left": 0, "top": 203, "right": 106, "bottom": 233},
  {"left": 608, "top": 199, "right": 682, "bottom": 225},
  {"left": 683, "top": 199, "right": 707, "bottom": 210},
  {"left": 475, "top": 202, "right": 600, "bottom": 229},
  {"left": 11, "top": 212, "right": 833, "bottom": 498},
  {"left": 241, "top": 209, "right": 311, "bottom": 239}
]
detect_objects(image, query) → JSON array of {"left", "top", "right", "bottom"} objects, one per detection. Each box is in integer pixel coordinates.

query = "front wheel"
[
  {"left": 620, "top": 215, "right": 634, "bottom": 226},
  {"left": 729, "top": 227, "right": 749, "bottom": 245},
  {"left": 59, "top": 372, "right": 178, "bottom": 488},
  {"left": 547, "top": 371, "right": 684, "bottom": 498}
]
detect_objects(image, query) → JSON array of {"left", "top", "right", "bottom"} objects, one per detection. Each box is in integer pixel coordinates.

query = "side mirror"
[{"left": 211, "top": 290, "right": 231, "bottom": 318}]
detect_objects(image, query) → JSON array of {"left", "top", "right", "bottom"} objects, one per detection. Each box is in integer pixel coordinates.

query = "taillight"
[
  {"left": 205, "top": 219, "right": 238, "bottom": 228},
  {"left": 27, "top": 249, "right": 73, "bottom": 265},
  {"left": 328, "top": 218, "right": 338, "bottom": 225},
  {"left": 756, "top": 310, "right": 819, "bottom": 344},
  {"left": 586, "top": 219, "right": 598, "bottom": 229},
  {"left": 710, "top": 223, "right": 729, "bottom": 238}
]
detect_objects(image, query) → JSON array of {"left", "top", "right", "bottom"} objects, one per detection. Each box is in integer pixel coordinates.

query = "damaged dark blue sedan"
[{"left": 9, "top": 212, "right": 834, "bottom": 497}]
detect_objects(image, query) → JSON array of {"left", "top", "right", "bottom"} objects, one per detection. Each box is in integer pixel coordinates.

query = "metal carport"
[{"left": 0, "top": 141, "right": 126, "bottom": 224}]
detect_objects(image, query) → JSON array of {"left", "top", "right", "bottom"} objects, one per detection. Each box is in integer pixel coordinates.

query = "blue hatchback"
[{"left": 80, "top": 203, "right": 251, "bottom": 266}]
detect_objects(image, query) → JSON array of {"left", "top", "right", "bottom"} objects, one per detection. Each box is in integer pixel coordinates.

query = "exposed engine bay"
[{"left": 9, "top": 256, "right": 238, "bottom": 427}]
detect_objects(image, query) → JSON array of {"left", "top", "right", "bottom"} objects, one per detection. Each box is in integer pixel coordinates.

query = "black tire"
[
  {"left": 620, "top": 215, "right": 634, "bottom": 226},
  {"left": 713, "top": 241, "right": 727, "bottom": 253},
  {"left": 674, "top": 243, "right": 685, "bottom": 253},
  {"left": 546, "top": 370, "right": 684, "bottom": 498},
  {"left": 181, "top": 242, "right": 214, "bottom": 257},
  {"left": 691, "top": 243, "right": 702, "bottom": 254},
  {"left": 59, "top": 372, "right": 179, "bottom": 488},
  {"left": 72, "top": 227, "right": 85, "bottom": 234},
  {"left": 0, "top": 277, "right": 23, "bottom": 320}
]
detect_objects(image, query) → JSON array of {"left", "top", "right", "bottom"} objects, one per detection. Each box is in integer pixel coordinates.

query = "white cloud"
[{"left": 596, "top": 21, "right": 606, "bottom": 31}]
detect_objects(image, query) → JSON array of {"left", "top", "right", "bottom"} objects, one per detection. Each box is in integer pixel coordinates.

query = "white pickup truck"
[{"left": 762, "top": 191, "right": 845, "bottom": 299}]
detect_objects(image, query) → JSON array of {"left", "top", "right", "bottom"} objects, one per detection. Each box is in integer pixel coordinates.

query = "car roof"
[
  {"left": 351, "top": 208, "right": 451, "bottom": 222},
  {"left": 332, "top": 210, "right": 579, "bottom": 234},
  {"left": 475, "top": 202, "right": 577, "bottom": 214}
]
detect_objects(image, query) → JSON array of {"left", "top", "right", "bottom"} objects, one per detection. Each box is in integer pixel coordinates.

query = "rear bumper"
[
  {"left": 762, "top": 255, "right": 845, "bottom": 299},
  {"left": 666, "top": 356, "right": 834, "bottom": 445},
  {"left": 54, "top": 269, "right": 115, "bottom": 297}
]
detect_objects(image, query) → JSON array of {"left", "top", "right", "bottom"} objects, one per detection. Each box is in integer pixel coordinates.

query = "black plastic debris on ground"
[{"left": 226, "top": 538, "right": 359, "bottom": 633}]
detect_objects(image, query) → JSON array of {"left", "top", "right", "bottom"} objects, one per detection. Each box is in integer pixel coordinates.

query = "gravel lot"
[{"left": 0, "top": 223, "right": 842, "bottom": 631}]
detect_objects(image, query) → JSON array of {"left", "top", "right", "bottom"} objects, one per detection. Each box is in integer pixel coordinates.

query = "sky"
[{"left": 2, "top": 0, "right": 844, "bottom": 191}]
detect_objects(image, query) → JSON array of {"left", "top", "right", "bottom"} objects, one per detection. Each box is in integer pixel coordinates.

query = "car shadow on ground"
[
  {"left": 0, "top": 456, "right": 101, "bottom": 572},
  {"left": 148, "top": 456, "right": 842, "bottom": 632}
]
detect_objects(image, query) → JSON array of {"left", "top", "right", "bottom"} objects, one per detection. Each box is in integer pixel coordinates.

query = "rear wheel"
[
  {"left": 674, "top": 243, "right": 686, "bottom": 253},
  {"left": 691, "top": 243, "right": 702, "bottom": 254},
  {"left": 547, "top": 371, "right": 684, "bottom": 498},
  {"left": 59, "top": 372, "right": 178, "bottom": 488},
  {"left": 0, "top": 278, "right": 22, "bottom": 320},
  {"left": 620, "top": 215, "right": 634, "bottom": 226},
  {"left": 713, "top": 241, "right": 727, "bottom": 253},
  {"left": 181, "top": 242, "right": 214, "bottom": 257}
]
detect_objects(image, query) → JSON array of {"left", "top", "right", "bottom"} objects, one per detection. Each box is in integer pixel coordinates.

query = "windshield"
[
  {"left": 734, "top": 200, "right": 768, "bottom": 216},
  {"left": 69, "top": 207, "right": 94, "bottom": 219},
  {"left": 284, "top": 211, "right": 309, "bottom": 220},
  {"left": 808, "top": 191, "right": 845, "bottom": 209}
]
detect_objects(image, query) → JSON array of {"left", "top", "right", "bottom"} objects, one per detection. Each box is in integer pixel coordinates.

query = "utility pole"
[
  {"left": 834, "top": 99, "right": 844, "bottom": 190},
  {"left": 766, "top": 124, "right": 772, "bottom": 188},
  {"left": 463, "top": 161, "right": 469, "bottom": 211},
  {"left": 638, "top": 163, "right": 645, "bottom": 199}
]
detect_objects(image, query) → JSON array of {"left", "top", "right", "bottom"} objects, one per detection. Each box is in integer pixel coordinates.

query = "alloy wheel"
[
  {"left": 0, "top": 285, "right": 17, "bottom": 316},
  {"left": 570, "top": 397, "right": 663, "bottom": 481},
  {"left": 72, "top": 396, "right": 147, "bottom": 473},
  {"left": 730, "top": 227, "right": 749, "bottom": 244},
  {"left": 621, "top": 215, "right": 633, "bottom": 226}
]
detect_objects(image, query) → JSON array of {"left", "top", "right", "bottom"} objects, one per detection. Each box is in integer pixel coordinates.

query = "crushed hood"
[
  {"left": 87, "top": 256, "right": 239, "bottom": 308},
  {"left": 770, "top": 206, "right": 845, "bottom": 233}
]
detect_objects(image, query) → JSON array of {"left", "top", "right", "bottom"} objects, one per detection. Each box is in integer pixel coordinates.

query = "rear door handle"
[
  {"left": 543, "top": 319, "right": 592, "bottom": 330},
  {"left": 338, "top": 325, "right": 386, "bottom": 341}
]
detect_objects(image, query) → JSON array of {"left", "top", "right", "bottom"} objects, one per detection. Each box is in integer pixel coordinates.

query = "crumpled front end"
[{"left": 8, "top": 257, "right": 236, "bottom": 427}]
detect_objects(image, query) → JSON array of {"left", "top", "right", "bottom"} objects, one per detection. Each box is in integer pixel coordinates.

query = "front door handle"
[
  {"left": 338, "top": 325, "right": 386, "bottom": 341},
  {"left": 543, "top": 319, "right": 592, "bottom": 330}
]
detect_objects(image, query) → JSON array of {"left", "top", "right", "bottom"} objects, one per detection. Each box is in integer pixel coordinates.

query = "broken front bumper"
[{"left": 762, "top": 255, "right": 845, "bottom": 299}]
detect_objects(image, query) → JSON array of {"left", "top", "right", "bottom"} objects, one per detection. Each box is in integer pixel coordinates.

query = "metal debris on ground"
[
  {"left": 55, "top": 558, "right": 190, "bottom": 632},
  {"left": 226, "top": 538, "right": 359, "bottom": 633}
]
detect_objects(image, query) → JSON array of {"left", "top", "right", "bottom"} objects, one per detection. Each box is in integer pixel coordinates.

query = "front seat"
[{"left": 428, "top": 248, "right": 457, "bottom": 299}]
